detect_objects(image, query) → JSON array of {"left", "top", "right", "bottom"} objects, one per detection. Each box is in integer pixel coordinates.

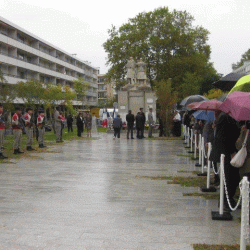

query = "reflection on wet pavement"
[{"left": 0, "top": 133, "right": 240, "bottom": 249}]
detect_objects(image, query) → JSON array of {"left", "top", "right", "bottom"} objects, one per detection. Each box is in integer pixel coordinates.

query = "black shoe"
[
  {"left": 39, "top": 144, "right": 45, "bottom": 148},
  {"left": 14, "top": 149, "right": 19, "bottom": 154},
  {"left": 0, "top": 153, "right": 8, "bottom": 159},
  {"left": 131, "top": 137, "right": 134, "bottom": 139},
  {"left": 26, "top": 146, "right": 35, "bottom": 151},
  {"left": 17, "top": 149, "right": 24, "bottom": 154}
]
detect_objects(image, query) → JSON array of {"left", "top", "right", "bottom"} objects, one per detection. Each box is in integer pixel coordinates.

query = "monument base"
[
  {"left": 211, "top": 211, "right": 233, "bottom": 221},
  {"left": 201, "top": 186, "right": 217, "bottom": 192}
]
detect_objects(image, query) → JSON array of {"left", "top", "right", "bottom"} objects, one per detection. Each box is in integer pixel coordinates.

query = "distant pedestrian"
[
  {"left": 140, "top": 108, "right": 146, "bottom": 138},
  {"left": 12, "top": 106, "right": 24, "bottom": 154},
  {"left": 76, "top": 112, "right": 83, "bottom": 137},
  {"left": 67, "top": 113, "right": 73, "bottom": 133},
  {"left": 172, "top": 110, "right": 181, "bottom": 137},
  {"left": 24, "top": 107, "right": 35, "bottom": 151},
  {"left": 85, "top": 112, "right": 92, "bottom": 138},
  {"left": 126, "top": 110, "right": 135, "bottom": 139},
  {"left": 148, "top": 108, "right": 154, "bottom": 138},
  {"left": 37, "top": 109, "right": 46, "bottom": 148},
  {"left": 0, "top": 103, "right": 8, "bottom": 159},
  {"left": 54, "top": 107, "right": 62, "bottom": 143},
  {"left": 113, "top": 114, "right": 122, "bottom": 139},
  {"left": 136, "top": 112, "right": 144, "bottom": 139}
]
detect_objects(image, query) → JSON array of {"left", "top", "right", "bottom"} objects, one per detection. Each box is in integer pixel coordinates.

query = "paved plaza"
[{"left": 0, "top": 133, "right": 241, "bottom": 249}]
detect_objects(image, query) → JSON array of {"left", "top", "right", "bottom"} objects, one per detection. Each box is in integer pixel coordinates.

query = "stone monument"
[{"left": 118, "top": 57, "right": 157, "bottom": 122}]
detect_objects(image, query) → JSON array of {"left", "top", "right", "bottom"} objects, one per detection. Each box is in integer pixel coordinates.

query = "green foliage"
[
  {"left": 155, "top": 80, "right": 177, "bottom": 136},
  {"left": 204, "top": 88, "right": 225, "bottom": 99},
  {"left": 104, "top": 6, "right": 214, "bottom": 95}
]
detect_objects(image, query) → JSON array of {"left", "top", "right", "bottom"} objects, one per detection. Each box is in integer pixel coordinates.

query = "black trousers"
[
  {"left": 127, "top": 125, "right": 133, "bottom": 138},
  {"left": 67, "top": 123, "right": 73, "bottom": 132},
  {"left": 114, "top": 128, "right": 121, "bottom": 138}
]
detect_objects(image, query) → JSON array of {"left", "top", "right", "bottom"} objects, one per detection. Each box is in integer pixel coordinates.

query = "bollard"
[
  {"left": 240, "top": 177, "right": 249, "bottom": 250},
  {"left": 188, "top": 129, "right": 194, "bottom": 153},
  {"left": 201, "top": 143, "right": 216, "bottom": 192},
  {"left": 195, "top": 134, "right": 202, "bottom": 167},
  {"left": 192, "top": 134, "right": 198, "bottom": 160},
  {"left": 197, "top": 137, "right": 207, "bottom": 176},
  {"left": 212, "top": 154, "right": 233, "bottom": 220},
  {"left": 182, "top": 124, "right": 186, "bottom": 140},
  {"left": 184, "top": 125, "right": 187, "bottom": 144},
  {"left": 185, "top": 127, "right": 191, "bottom": 148}
]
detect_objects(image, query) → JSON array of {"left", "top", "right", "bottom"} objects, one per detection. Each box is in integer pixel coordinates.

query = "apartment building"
[
  {"left": 97, "top": 74, "right": 116, "bottom": 104},
  {"left": 0, "top": 16, "right": 98, "bottom": 107}
]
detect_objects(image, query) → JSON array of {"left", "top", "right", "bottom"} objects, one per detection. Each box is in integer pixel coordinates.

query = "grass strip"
[
  {"left": 183, "top": 192, "right": 219, "bottom": 200},
  {"left": 193, "top": 244, "right": 250, "bottom": 250}
]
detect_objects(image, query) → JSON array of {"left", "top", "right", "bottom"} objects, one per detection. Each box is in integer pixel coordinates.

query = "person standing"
[
  {"left": 126, "top": 110, "right": 135, "bottom": 139},
  {"left": 172, "top": 110, "right": 182, "bottom": 137},
  {"left": 24, "top": 107, "right": 35, "bottom": 151},
  {"left": 54, "top": 107, "right": 62, "bottom": 143},
  {"left": 76, "top": 112, "right": 83, "bottom": 137},
  {"left": 37, "top": 109, "right": 46, "bottom": 148},
  {"left": 12, "top": 107, "right": 24, "bottom": 154},
  {"left": 85, "top": 112, "right": 92, "bottom": 138},
  {"left": 0, "top": 104, "right": 8, "bottom": 159},
  {"left": 148, "top": 108, "right": 154, "bottom": 138},
  {"left": 140, "top": 108, "right": 146, "bottom": 138},
  {"left": 136, "top": 112, "right": 144, "bottom": 139},
  {"left": 67, "top": 113, "right": 73, "bottom": 133},
  {"left": 113, "top": 114, "right": 122, "bottom": 139}
]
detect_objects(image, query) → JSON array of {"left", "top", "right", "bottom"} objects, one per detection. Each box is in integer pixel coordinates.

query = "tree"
[
  {"left": 0, "top": 70, "right": 15, "bottom": 110},
  {"left": 155, "top": 79, "right": 177, "bottom": 136},
  {"left": 72, "top": 77, "right": 90, "bottom": 108},
  {"left": 103, "top": 6, "right": 214, "bottom": 98}
]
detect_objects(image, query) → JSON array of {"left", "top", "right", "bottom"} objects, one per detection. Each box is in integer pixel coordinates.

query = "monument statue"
[
  {"left": 126, "top": 57, "right": 136, "bottom": 84},
  {"left": 123, "top": 57, "right": 151, "bottom": 90}
]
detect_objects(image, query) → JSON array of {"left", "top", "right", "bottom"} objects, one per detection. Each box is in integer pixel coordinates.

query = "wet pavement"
[{"left": 0, "top": 133, "right": 241, "bottom": 249}]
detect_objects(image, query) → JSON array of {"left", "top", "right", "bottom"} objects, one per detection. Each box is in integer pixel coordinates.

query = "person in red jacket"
[
  {"left": 0, "top": 103, "right": 8, "bottom": 159},
  {"left": 12, "top": 106, "right": 24, "bottom": 154},
  {"left": 37, "top": 109, "right": 46, "bottom": 148},
  {"left": 24, "top": 107, "right": 35, "bottom": 151}
]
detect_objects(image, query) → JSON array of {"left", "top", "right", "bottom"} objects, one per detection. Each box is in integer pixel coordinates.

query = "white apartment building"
[
  {"left": 0, "top": 16, "right": 98, "bottom": 107},
  {"left": 232, "top": 61, "right": 250, "bottom": 75}
]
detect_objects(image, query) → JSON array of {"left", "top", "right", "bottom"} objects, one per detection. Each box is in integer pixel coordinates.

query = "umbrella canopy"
[
  {"left": 212, "top": 72, "right": 246, "bottom": 91},
  {"left": 180, "top": 95, "right": 208, "bottom": 107},
  {"left": 217, "top": 93, "right": 228, "bottom": 101},
  {"left": 219, "top": 91, "right": 250, "bottom": 121},
  {"left": 187, "top": 101, "right": 202, "bottom": 110},
  {"left": 195, "top": 100, "right": 222, "bottom": 111},
  {"left": 228, "top": 74, "right": 250, "bottom": 94},
  {"left": 193, "top": 110, "right": 214, "bottom": 122}
]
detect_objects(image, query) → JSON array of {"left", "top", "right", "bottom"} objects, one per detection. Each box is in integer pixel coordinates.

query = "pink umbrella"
[
  {"left": 195, "top": 100, "right": 222, "bottom": 111},
  {"left": 219, "top": 91, "right": 250, "bottom": 121}
]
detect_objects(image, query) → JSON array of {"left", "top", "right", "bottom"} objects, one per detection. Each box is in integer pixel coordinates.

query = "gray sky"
[{"left": 2, "top": 0, "right": 250, "bottom": 76}]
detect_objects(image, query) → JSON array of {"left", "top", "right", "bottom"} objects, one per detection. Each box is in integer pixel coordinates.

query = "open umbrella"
[
  {"left": 229, "top": 74, "right": 250, "bottom": 94},
  {"left": 180, "top": 95, "right": 208, "bottom": 107},
  {"left": 195, "top": 100, "right": 222, "bottom": 111},
  {"left": 187, "top": 101, "right": 202, "bottom": 110},
  {"left": 193, "top": 110, "right": 214, "bottom": 122},
  {"left": 212, "top": 72, "right": 245, "bottom": 91},
  {"left": 219, "top": 91, "right": 250, "bottom": 121}
]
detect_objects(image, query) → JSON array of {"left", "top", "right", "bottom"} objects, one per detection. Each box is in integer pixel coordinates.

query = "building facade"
[
  {"left": 0, "top": 16, "right": 98, "bottom": 106},
  {"left": 232, "top": 61, "right": 250, "bottom": 75},
  {"left": 97, "top": 74, "right": 116, "bottom": 105}
]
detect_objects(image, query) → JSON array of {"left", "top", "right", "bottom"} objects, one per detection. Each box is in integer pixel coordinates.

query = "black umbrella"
[
  {"left": 180, "top": 95, "right": 209, "bottom": 107},
  {"left": 212, "top": 72, "right": 245, "bottom": 91}
]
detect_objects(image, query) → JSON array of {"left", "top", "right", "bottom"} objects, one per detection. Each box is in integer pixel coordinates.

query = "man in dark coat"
[
  {"left": 136, "top": 112, "right": 144, "bottom": 139},
  {"left": 140, "top": 108, "right": 146, "bottom": 138},
  {"left": 76, "top": 112, "right": 83, "bottom": 137},
  {"left": 209, "top": 112, "right": 240, "bottom": 210},
  {"left": 126, "top": 110, "right": 135, "bottom": 139},
  {"left": 113, "top": 114, "right": 122, "bottom": 138},
  {"left": 67, "top": 114, "right": 73, "bottom": 132}
]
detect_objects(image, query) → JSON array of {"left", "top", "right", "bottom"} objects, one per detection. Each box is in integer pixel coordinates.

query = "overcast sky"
[{"left": 2, "top": 0, "right": 250, "bottom": 76}]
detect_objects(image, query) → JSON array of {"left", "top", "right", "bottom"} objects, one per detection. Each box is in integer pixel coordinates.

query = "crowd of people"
[
  {"left": 0, "top": 104, "right": 84, "bottom": 159},
  {"left": 183, "top": 110, "right": 250, "bottom": 211}
]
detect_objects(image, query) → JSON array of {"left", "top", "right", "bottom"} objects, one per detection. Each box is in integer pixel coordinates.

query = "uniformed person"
[
  {"left": 54, "top": 107, "right": 62, "bottom": 143},
  {"left": 0, "top": 103, "right": 8, "bottom": 159},
  {"left": 12, "top": 106, "right": 24, "bottom": 154},
  {"left": 24, "top": 107, "right": 35, "bottom": 151},
  {"left": 37, "top": 109, "right": 46, "bottom": 148}
]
